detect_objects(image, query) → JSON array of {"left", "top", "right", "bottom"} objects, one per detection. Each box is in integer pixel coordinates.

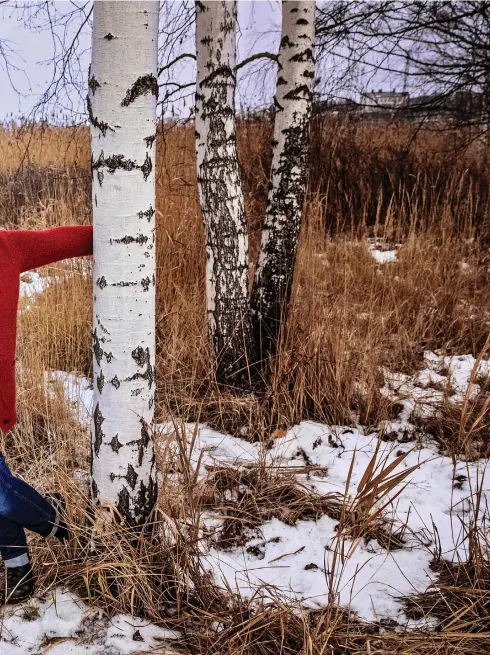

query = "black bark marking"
[
  {"left": 135, "top": 476, "right": 157, "bottom": 522},
  {"left": 91, "top": 478, "right": 98, "bottom": 500},
  {"left": 273, "top": 95, "right": 283, "bottom": 111},
  {"left": 125, "top": 421, "right": 151, "bottom": 468},
  {"left": 290, "top": 48, "right": 314, "bottom": 64},
  {"left": 126, "top": 464, "right": 138, "bottom": 490},
  {"left": 112, "top": 280, "right": 138, "bottom": 287},
  {"left": 131, "top": 388, "right": 143, "bottom": 396},
  {"left": 284, "top": 84, "right": 313, "bottom": 102},
  {"left": 93, "top": 329, "right": 103, "bottom": 366},
  {"left": 132, "top": 346, "right": 148, "bottom": 368},
  {"left": 137, "top": 206, "right": 155, "bottom": 221},
  {"left": 110, "top": 434, "right": 123, "bottom": 453},
  {"left": 106, "top": 352, "right": 113, "bottom": 363},
  {"left": 144, "top": 134, "right": 156, "bottom": 148},
  {"left": 296, "top": 18, "right": 308, "bottom": 25},
  {"left": 128, "top": 346, "right": 154, "bottom": 388},
  {"left": 93, "top": 403, "right": 105, "bottom": 457},
  {"left": 110, "top": 375, "right": 121, "bottom": 389},
  {"left": 87, "top": 95, "right": 113, "bottom": 137},
  {"left": 96, "top": 371, "right": 105, "bottom": 394},
  {"left": 96, "top": 276, "right": 108, "bottom": 290},
  {"left": 141, "top": 153, "right": 152, "bottom": 180},
  {"left": 97, "top": 170, "right": 104, "bottom": 187},
  {"left": 113, "top": 234, "right": 148, "bottom": 245},
  {"left": 121, "top": 74, "right": 158, "bottom": 107},
  {"left": 104, "top": 33, "right": 115, "bottom": 40},
  {"left": 141, "top": 276, "right": 151, "bottom": 291},
  {"left": 117, "top": 487, "right": 130, "bottom": 520},
  {"left": 141, "top": 421, "right": 150, "bottom": 447},
  {"left": 97, "top": 317, "right": 110, "bottom": 335},
  {"left": 92, "top": 151, "right": 139, "bottom": 175},
  {"left": 88, "top": 75, "right": 100, "bottom": 94}
]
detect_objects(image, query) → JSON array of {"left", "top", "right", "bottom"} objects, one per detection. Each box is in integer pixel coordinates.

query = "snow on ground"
[
  {"left": 45, "top": 371, "right": 93, "bottom": 428},
  {"left": 156, "top": 350, "right": 489, "bottom": 625},
  {"left": 20, "top": 260, "right": 91, "bottom": 302},
  {"left": 158, "top": 419, "right": 488, "bottom": 624},
  {"left": 368, "top": 240, "right": 400, "bottom": 264},
  {"left": 370, "top": 248, "right": 398, "bottom": 264},
  {"left": 38, "top": 350, "right": 490, "bottom": 632},
  {"left": 380, "top": 351, "right": 490, "bottom": 431},
  {"left": 20, "top": 272, "right": 51, "bottom": 298},
  {"left": 0, "top": 588, "right": 179, "bottom": 655}
]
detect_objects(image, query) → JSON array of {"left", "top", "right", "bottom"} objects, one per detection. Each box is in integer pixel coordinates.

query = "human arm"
[{"left": 8, "top": 225, "right": 93, "bottom": 273}]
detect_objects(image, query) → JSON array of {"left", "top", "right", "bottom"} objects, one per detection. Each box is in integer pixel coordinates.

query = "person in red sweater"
[{"left": 0, "top": 225, "right": 93, "bottom": 603}]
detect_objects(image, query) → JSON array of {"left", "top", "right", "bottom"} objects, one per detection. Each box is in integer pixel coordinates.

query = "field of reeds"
[{"left": 0, "top": 117, "right": 489, "bottom": 653}]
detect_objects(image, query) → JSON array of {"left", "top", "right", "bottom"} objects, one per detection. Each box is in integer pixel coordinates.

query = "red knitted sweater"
[{"left": 0, "top": 226, "right": 93, "bottom": 432}]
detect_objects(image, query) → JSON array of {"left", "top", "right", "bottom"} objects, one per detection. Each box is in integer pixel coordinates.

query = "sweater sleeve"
[{"left": 8, "top": 226, "right": 93, "bottom": 273}]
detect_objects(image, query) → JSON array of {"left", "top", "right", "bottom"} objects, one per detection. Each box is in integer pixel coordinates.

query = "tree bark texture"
[
  {"left": 195, "top": 0, "right": 254, "bottom": 385},
  {"left": 89, "top": 0, "right": 159, "bottom": 525},
  {"left": 251, "top": 0, "right": 316, "bottom": 360}
]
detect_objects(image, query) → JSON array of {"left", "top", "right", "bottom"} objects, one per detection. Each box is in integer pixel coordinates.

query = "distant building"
[{"left": 362, "top": 89, "right": 410, "bottom": 113}]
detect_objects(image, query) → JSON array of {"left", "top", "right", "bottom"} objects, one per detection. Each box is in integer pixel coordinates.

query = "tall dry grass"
[{"left": 0, "top": 118, "right": 489, "bottom": 652}]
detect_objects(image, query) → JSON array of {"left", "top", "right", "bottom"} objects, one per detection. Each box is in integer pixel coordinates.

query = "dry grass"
[{"left": 0, "top": 118, "right": 489, "bottom": 653}]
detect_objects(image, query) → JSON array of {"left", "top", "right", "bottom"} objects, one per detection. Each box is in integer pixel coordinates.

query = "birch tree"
[
  {"left": 195, "top": 0, "right": 254, "bottom": 385},
  {"left": 89, "top": 0, "right": 159, "bottom": 525},
  {"left": 251, "top": 0, "right": 316, "bottom": 360}
]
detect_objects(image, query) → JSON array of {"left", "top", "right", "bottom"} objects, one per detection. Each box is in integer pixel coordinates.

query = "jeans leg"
[
  {"left": 0, "top": 516, "right": 28, "bottom": 567},
  {"left": 0, "top": 455, "right": 57, "bottom": 540}
]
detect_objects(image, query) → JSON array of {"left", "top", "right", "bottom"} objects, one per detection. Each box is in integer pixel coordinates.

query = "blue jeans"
[{"left": 0, "top": 454, "right": 57, "bottom": 567}]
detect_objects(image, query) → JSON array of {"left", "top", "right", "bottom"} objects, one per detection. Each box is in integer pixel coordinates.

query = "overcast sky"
[
  {"left": 0, "top": 0, "right": 407, "bottom": 123},
  {"left": 0, "top": 1, "right": 282, "bottom": 122}
]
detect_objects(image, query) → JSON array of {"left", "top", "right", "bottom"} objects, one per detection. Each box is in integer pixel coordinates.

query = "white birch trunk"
[
  {"left": 251, "top": 0, "right": 316, "bottom": 358},
  {"left": 195, "top": 0, "right": 253, "bottom": 384},
  {"left": 89, "top": 0, "right": 159, "bottom": 525}
]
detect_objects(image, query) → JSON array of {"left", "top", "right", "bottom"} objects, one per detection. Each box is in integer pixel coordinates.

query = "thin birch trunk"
[
  {"left": 195, "top": 0, "right": 253, "bottom": 385},
  {"left": 89, "top": 0, "right": 159, "bottom": 525},
  {"left": 251, "top": 0, "right": 316, "bottom": 360}
]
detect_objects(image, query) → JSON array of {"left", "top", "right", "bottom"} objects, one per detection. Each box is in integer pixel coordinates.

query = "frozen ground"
[
  {"left": 156, "top": 351, "right": 489, "bottom": 625},
  {"left": 0, "top": 588, "right": 179, "bottom": 655},
  {"left": 368, "top": 239, "right": 400, "bottom": 264},
  {"left": 20, "top": 260, "right": 90, "bottom": 302},
  {"left": 20, "top": 271, "right": 51, "bottom": 298},
  {"left": 14, "top": 256, "right": 490, "bottom": 644},
  {"left": 191, "top": 422, "right": 487, "bottom": 624}
]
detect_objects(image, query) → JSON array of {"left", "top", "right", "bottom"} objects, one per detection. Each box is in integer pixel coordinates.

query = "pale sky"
[
  {"left": 0, "top": 0, "right": 282, "bottom": 122},
  {"left": 0, "top": 0, "right": 405, "bottom": 123}
]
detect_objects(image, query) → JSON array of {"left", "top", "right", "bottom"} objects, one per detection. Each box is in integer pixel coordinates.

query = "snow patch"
[
  {"left": 368, "top": 240, "right": 400, "bottom": 264},
  {"left": 20, "top": 272, "right": 51, "bottom": 298},
  {"left": 0, "top": 588, "right": 180, "bottom": 654},
  {"left": 194, "top": 422, "right": 488, "bottom": 623},
  {"left": 45, "top": 371, "right": 93, "bottom": 428}
]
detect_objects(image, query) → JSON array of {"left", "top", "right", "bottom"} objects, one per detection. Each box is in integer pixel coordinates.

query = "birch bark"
[
  {"left": 251, "top": 0, "right": 316, "bottom": 359},
  {"left": 89, "top": 0, "right": 159, "bottom": 525},
  {"left": 195, "top": 0, "right": 253, "bottom": 384}
]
